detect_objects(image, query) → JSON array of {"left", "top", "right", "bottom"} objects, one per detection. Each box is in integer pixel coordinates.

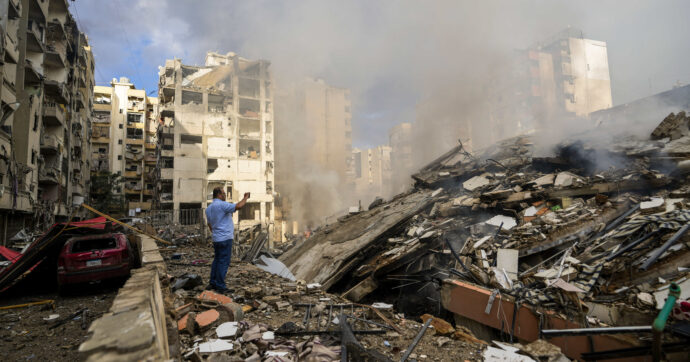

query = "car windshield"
[{"left": 71, "top": 238, "right": 117, "bottom": 253}]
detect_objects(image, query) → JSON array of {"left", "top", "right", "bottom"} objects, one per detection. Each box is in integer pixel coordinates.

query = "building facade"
[
  {"left": 352, "top": 145, "right": 392, "bottom": 206},
  {"left": 0, "top": 0, "right": 93, "bottom": 241},
  {"left": 155, "top": 51, "right": 274, "bottom": 230},
  {"left": 490, "top": 28, "right": 613, "bottom": 140},
  {"left": 388, "top": 122, "right": 414, "bottom": 194},
  {"left": 91, "top": 78, "right": 157, "bottom": 214}
]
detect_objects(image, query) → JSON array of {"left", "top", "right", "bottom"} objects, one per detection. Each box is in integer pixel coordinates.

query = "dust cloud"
[{"left": 74, "top": 1, "right": 690, "bottom": 229}]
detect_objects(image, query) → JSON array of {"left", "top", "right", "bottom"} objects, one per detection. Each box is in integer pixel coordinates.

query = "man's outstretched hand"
[{"left": 244, "top": 192, "right": 251, "bottom": 200}]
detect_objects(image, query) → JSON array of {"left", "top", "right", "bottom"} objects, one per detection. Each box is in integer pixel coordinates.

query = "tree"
[{"left": 89, "top": 171, "right": 126, "bottom": 216}]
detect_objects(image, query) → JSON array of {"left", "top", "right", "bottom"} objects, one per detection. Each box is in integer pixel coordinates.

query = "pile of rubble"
[
  {"left": 167, "top": 249, "right": 485, "bottom": 361},
  {"left": 279, "top": 113, "right": 690, "bottom": 359}
]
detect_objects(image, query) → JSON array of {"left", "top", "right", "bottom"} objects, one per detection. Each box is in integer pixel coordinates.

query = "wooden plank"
[{"left": 81, "top": 204, "right": 171, "bottom": 245}]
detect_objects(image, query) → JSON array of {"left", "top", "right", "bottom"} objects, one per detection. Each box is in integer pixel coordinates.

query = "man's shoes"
[
  {"left": 205, "top": 284, "right": 215, "bottom": 290},
  {"left": 215, "top": 287, "right": 234, "bottom": 295}
]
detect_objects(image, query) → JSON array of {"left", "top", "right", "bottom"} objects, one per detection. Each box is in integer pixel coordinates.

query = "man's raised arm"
[{"left": 235, "top": 192, "right": 250, "bottom": 210}]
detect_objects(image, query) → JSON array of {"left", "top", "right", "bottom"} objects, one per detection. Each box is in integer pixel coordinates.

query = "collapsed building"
[
  {"left": 155, "top": 52, "right": 275, "bottom": 231},
  {"left": 280, "top": 110, "right": 690, "bottom": 360},
  {"left": 0, "top": 0, "right": 94, "bottom": 240}
]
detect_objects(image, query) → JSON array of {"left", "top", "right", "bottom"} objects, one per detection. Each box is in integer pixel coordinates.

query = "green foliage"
[{"left": 89, "top": 172, "right": 125, "bottom": 216}]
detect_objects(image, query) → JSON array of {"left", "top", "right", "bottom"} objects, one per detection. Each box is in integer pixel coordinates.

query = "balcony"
[
  {"left": 26, "top": 21, "right": 45, "bottom": 53},
  {"left": 40, "top": 134, "right": 62, "bottom": 154},
  {"left": 5, "top": 31, "right": 19, "bottom": 63},
  {"left": 24, "top": 60, "right": 43, "bottom": 84},
  {"left": 145, "top": 142, "right": 156, "bottom": 149},
  {"left": 124, "top": 170, "right": 140, "bottom": 179},
  {"left": 44, "top": 80, "right": 68, "bottom": 103},
  {"left": 8, "top": 0, "right": 20, "bottom": 19},
  {"left": 47, "top": 20, "right": 68, "bottom": 43},
  {"left": 42, "top": 103, "right": 65, "bottom": 126},
  {"left": 44, "top": 44, "right": 67, "bottom": 68},
  {"left": 75, "top": 89, "right": 85, "bottom": 108},
  {"left": 72, "top": 161, "right": 82, "bottom": 171},
  {"left": 128, "top": 201, "right": 151, "bottom": 210},
  {"left": 29, "top": 0, "right": 48, "bottom": 22},
  {"left": 39, "top": 166, "right": 60, "bottom": 184}
]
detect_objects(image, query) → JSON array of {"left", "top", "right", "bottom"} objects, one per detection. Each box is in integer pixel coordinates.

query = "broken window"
[
  {"left": 239, "top": 139, "right": 260, "bottom": 159},
  {"left": 239, "top": 98, "right": 260, "bottom": 118},
  {"left": 266, "top": 181, "right": 273, "bottom": 193},
  {"left": 71, "top": 237, "right": 117, "bottom": 253},
  {"left": 239, "top": 78, "right": 260, "bottom": 98},
  {"left": 265, "top": 141, "right": 272, "bottom": 154},
  {"left": 265, "top": 121, "right": 272, "bottom": 133},
  {"left": 181, "top": 90, "right": 202, "bottom": 105},
  {"left": 239, "top": 118, "right": 261, "bottom": 138},
  {"left": 180, "top": 134, "right": 202, "bottom": 144},
  {"left": 126, "top": 128, "right": 143, "bottom": 140},
  {"left": 208, "top": 94, "right": 225, "bottom": 113},
  {"left": 161, "top": 157, "right": 174, "bottom": 168},
  {"left": 238, "top": 202, "right": 261, "bottom": 220},
  {"left": 127, "top": 113, "right": 143, "bottom": 125},
  {"left": 207, "top": 158, "right": 218, "bottom": 173}
]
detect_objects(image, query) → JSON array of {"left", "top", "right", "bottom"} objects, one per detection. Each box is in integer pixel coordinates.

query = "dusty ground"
[
  {"left": 166, "top": 244, "right": 484, "bottom": 361},
  {"left": 0, "top": 279, "right": 120, "bottom": 361}
]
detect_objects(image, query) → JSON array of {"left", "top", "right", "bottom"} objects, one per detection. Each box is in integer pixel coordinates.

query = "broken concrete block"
[
  {"left": 531, "top": 173, "right": 555, "bottom": 186},
  {"left": 637, "top": 292, "right": 655, "bottom": 307},
  {"left": 245, "top": 286, "right": 263, "bottom": 299},
  {"left": 216, "top": 321, "right": 239, "bottom": 338},
  {"left": 554, "top": 172, "right": 580, "bottom": 187},
  {"left": 195, "top": 309, "right": 220, "bottom": 329},
  {"left": 463, "top": 174, "right": 491, "bottom": 192},
  {"left": 262, "top": 295, "right": 282, "bottom": 307},
  {"left": 198, "top": 290, "right": 233, "bottom": 305},
  {"left": 524, "top": 206, "right": 538, "bottom": 217},
  {"left": 485, "top": 215, "right": 517, "bottom": 230},
  {"left": 420, "top": 314, "right": 455, "bottom": 335},
  {"left": 496, "top": 249, "right": 518, "bottom": 280},
  {"left": 219, "top": 302, "right": 244, "bottom": 322},
  {"left": 275, "top": 301, "right": 291, "bottom": 311},
  {"left": 640, "top": 197, "right": 665, "bottom": 214},
  {"left": 198, "top": 339, "right": 233, "bottom": 353}
]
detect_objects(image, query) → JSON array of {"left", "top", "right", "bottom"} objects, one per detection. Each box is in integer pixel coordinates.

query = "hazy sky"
[{"left": 73, "top": 0, "right": 690, "bottom": 148}]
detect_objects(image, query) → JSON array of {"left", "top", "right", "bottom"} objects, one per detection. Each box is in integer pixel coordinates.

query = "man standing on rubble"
[{"left": 205, "top": 187, "right": 250, "bottom": 293}]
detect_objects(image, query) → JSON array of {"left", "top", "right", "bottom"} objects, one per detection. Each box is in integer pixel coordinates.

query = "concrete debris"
[
  {"left": 198, "top": 339, "right": 234, "bottom": 353},
  {"left": 216, "top": 322, "right": 239, "bottom": 338},
  {"left": 273, "top": 113, "right": 690, "bottom": 360}
]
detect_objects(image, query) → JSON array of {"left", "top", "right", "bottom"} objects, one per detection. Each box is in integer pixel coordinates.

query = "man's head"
[{"left": 212, "top": 187, "right": 226, "bottom": 201}]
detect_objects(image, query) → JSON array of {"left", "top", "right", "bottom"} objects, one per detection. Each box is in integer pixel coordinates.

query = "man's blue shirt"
[{"left": 205, "top": 199, "right": 236, "bottom": 242}]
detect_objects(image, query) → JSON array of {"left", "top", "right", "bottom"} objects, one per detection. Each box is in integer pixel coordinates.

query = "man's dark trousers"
[{"left": 210, "top": 239, "right": 233, "bottom": 291}]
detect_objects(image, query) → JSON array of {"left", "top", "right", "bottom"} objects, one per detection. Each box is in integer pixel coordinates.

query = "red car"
[{"left": 57, "top": 233, "right": 135, "bottom": 286}]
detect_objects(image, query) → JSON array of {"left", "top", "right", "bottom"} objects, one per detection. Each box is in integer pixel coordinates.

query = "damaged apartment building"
[
  {"left": 155, "top": 51, "right": 274, "bottom": 230},
  {"left": 91, "top": 78, "right": 157, "bottom": 214},
  {"left": 0, "top": 0, "right": 94, "bottom": 240}
]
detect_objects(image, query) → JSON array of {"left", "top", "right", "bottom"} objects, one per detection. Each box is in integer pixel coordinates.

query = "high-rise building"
[
  {"left": 352, "top": 145, "right": 392, "bottom": 206},
  {"left": 155, "top": 51, "right": 274, "bottom": 230},
  {"left": 388, "top": 122, "right": 414, "bottom": 194},
  {"left": 91, "top": 78, "right": 157, "bottom": 214},
  {"left": 490, "top": 27, "right": 613, "bottom": 140},
  {"left": 274, "top": 78, "right": 353, "bottom": 228},
  {"left": 0, "top": 0, "right": 94, "bottom": 240}
]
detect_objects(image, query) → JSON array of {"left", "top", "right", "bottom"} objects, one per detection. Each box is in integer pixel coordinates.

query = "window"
[
  {"left": 118, "top": 155, "right": 122, "bottom": 160},
  {"left": 119, "top": 124, "right": 123, "bottom": 129},
  {"left": 118, "top": 139, "right": 122, "bottom": 144},
  {"left": 33, "top": 115, "right": 39, "bottom": 131},
  {"left": 207, "top": 158, "right": 218, "bottom": 173},
  {"left": 71, "top": 237, "right": 117, "bottom": 253},
  {"left": 180, "top": 134, "right": 202, "bottom": 144},
  {"left": 31, "top": 150, "right": 36, "bottom": 164}
]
